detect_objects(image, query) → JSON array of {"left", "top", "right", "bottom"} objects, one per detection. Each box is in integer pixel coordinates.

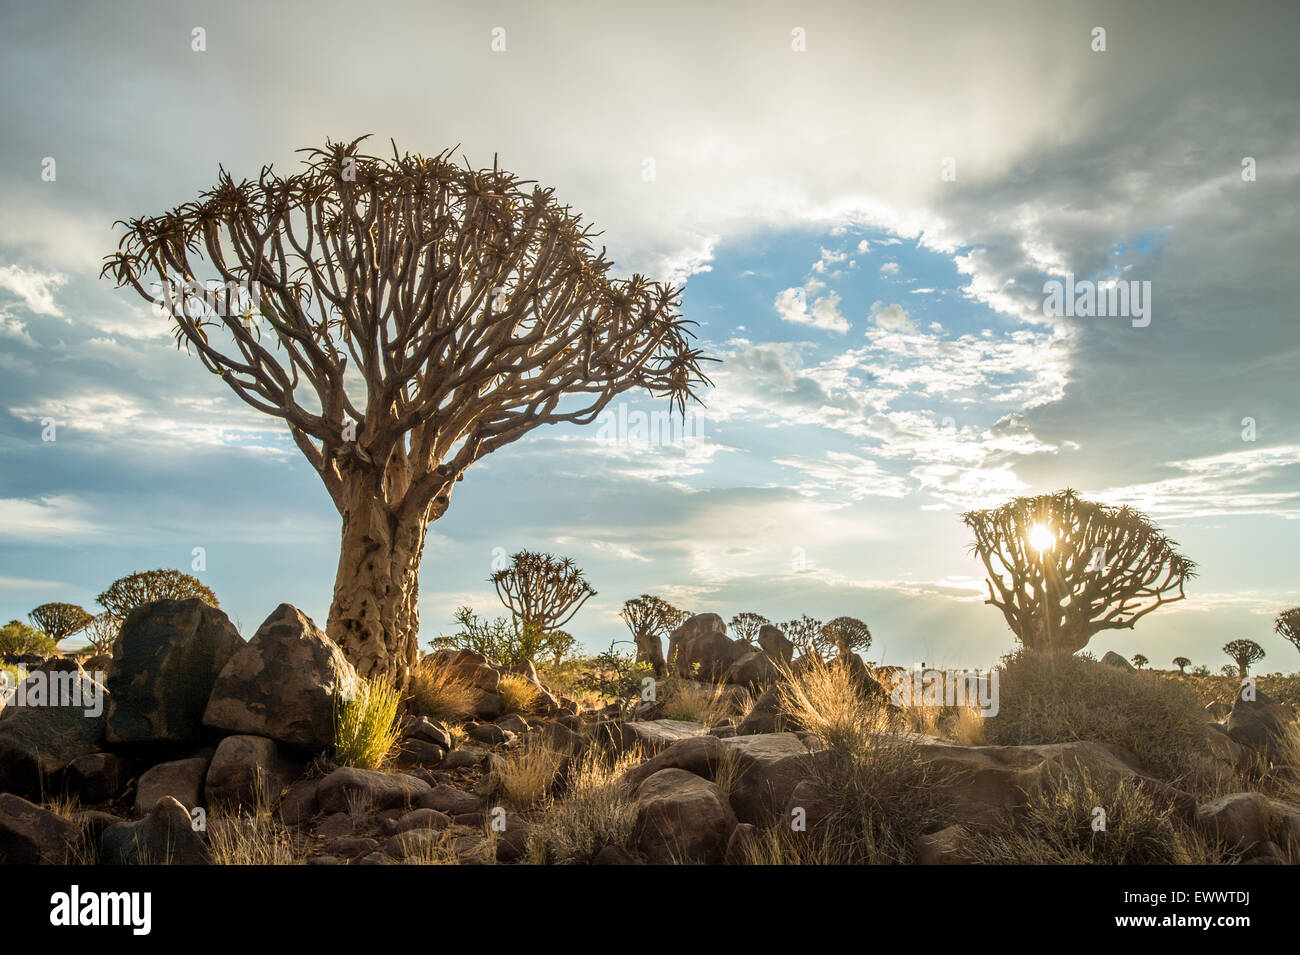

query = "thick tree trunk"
[{"left": 326, "top": 491, "right": 429, "bottom": 685}]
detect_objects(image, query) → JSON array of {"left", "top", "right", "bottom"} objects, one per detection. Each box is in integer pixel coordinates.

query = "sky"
[{"left": 0, "top": 0, "right": 1297, "bottom": 672}]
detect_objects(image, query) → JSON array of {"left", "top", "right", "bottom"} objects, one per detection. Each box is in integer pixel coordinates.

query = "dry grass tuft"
[
  {"left": 661, "top": 680, "right": 747, "bottom": 726},
  {"left": 971, "top": 767, "right": 1233, "bottom": 865},
  {"left": 526, "top": 747, "right": 643, "bottom": 864},
  {"left": 483, "top": 744, "right": 567, "bottom": 810},
  {"left": 758, "top": 657, "right": 955, "bottom": 863},
  {"left": 407, "top": 662, "right": 478, "bottom": 724},
  {"left": 497, "top": 672, "right": 541, "bottom": 714}
]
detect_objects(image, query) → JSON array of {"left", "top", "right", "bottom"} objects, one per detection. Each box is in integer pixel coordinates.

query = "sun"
[{"left": 1027, "top": 523, "right": 1055, "bottom": 552}]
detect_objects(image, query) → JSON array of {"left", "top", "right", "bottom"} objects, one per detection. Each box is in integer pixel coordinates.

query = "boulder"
[
  {"left": 390, "top": 807, "right": 452, "bottom": 834},
  {"left": 634, "top": 768, "right": 736, "bottom": 864},
  {"left": 495, "top": 713, "right": 530, "bottom": 736},
  {"left": 757, "top": 624, "right": 793, "bottom": 664},
  {"left": 633, "top": 630, "right": 667, "bottom": 678},
  {"left": 417, "top": 784, "right": 483, "bottom": 815},
  {"left": 467, "top": 722, "right": 509, "bottom": 745},
  {"left": 725, "top": 650, "right": 781, "bottom": 689},
  {"left": 1226, "top": 689, "right": 1293, "bottom": 756},
  {"left": 102, "top": 795, "right": 212, "bottom": 865},
  {"left": 723, "top": 821, "right": 759, "bottom": 864},
  {"left": 135, "top": 756, "right": 209, "bottom": 815},
  {"left": 402, "top": 716, "right": 453, "bottom": 751},
  {"left": 622, "top": 734, "right": 726, "bottom": 789},
  {"left": 592, "top": 719, "right": 708, "bottom": 755},
  {"left": 316, "top": 767, "right": 430, "bottom": 813},
  {"left": 591, "top": 844, "right": 639, "bottom": 865},
  {"left": 916, "top": 825, "right": 975, "bottom": 864},
  {"left": 204, "top": 735, "right": 295, "bottom": 809},
  {"left": 531, "top": 721, "right": 588, "bottom": 757},
  {"left": 784, "top": 778, "right": 837, "bottom": 834},
  {"left": 667, "top": 614, "right": 748, "bottom": 681},
  {"left": 1100, "top": 651, "right": 1135, "bottom": 671},
  {"left": 65, "top": 752, "right": 131, "bottom": 803},
  {"left": 0, "top": 662, "right": 108, "bottom": 795},
  {"left": 734, "top": 684, "right": 791, "bottom": 736},
  {"left": 1196, "top": 792, "right": 1273, "bottom": 852},
  {"left": 721, "top": 732, "right": 822, "bottom": 824},
  {"left": 105, "top": 598, "right": 243, "bottom": 745},
  {"left": 1203, "top": 722, "right": 1252, "bottom": 770},
  {"left": 1206, "top": 700, "right": 1232, "bottom": 722},
  {"left": 277, "top": 777, "right": 320, "bottom": 826},
  {"left": 904, "top": 737, "right": 1194, "bottom": 829},
  {"left": 0, "top": 793, "right": 79, "bottom": 864},
  {"left": 203, "top": 604, "right": 360, "bottom": 751},
  {"left": 394, "top": 739, "right": 447, "bottom": 769}
]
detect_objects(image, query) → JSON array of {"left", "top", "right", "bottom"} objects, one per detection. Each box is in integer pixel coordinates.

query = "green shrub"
[
  {"left": 333, "top": 678, "right": 401, "bottom": 770},
  {"left": 432, "top": 606, "right": 567, "bottom": 665},
  {"left": 0, "top": 620, "right": 57, "bottom": 657}
]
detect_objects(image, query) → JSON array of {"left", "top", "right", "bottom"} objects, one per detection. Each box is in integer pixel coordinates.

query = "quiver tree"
[
  {"left": 821, "top": 615, "right": 872, "bottom": 657},
  {"left": 1223, "top": 638, "right": 1265, "bottom": 677},
  {"left": 728, "top": 612, "right": 770, "bottom": 644},
  {"left": 97, "top": 569, "right": 218, "bottom": 619},
  {"left": 83, "top": 613, "right": 122, "bottom": 655},
  {"left": 621, "top": 594, "right": 689, "bottom": 677},
  {"left": 1275, "top": 607, "right": 1300, "bottom": 656},
  {"left": 103, "top": 137, "right": 711, "bottom": 681},
  {"left": 781, "top": 615, "right": 825, "bottom": 661},
  {"left": 1172, "top": 656, "right": 1191, "bottom": 674},
  {"left": 27, "top": 603, "right": 93, "bottom": 645},
  {"left": 1130, "top": 653, "right": 1148, "bottom": 670},
  {"left": 492, "top": 551, "right": 595, "bottom": 641},
  {"left": 962, "top": 489, "right": 1196, "bottom": 655}
]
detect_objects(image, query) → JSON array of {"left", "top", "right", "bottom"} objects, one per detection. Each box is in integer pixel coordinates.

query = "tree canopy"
[{"left": 963, "top": 488, "right": 1195, "bottom": 654}]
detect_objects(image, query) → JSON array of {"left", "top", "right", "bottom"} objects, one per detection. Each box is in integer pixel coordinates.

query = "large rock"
[
  {"left": 622, "top": 734, "right": 726, "bottom": 789},
  {"left": 725, "top": 650, "right": 781, "bottom": 689},
  {"left": 721, "top": 732, "right": 822, "bottom": 824},
  {"left": 734, "top": 684, "right": 792, "bottom": 736},
  {"left": 0, "top": 662, "right": 108, "bottom": 795},
  {"left": 204, "top": 735, "right": 295, "bottom": 810},
  {"left": 903, "top": 736, "right": 1194, "bottom": 829},
  {"left": 0, "top": 793, "right": 79, "bottom": 864},
  {"left": 203, "top": 604, "right": 360, "bottom": 751},
  {"left": 1203, "top": 722, "right": 1251, "bottom": 771},
  {"left": 589, "top": 719, "right": 707, "bottom": 755},
  {"left": 634, "top": 768, "right": 736, "bottom": 864},
  {"left": 1196, "top": 793, "right": 1274, "bottom": 853},
  {"left": 135, "top": 756, "right": 209, "bottom": 815},
  {"left": 102, "top": 795, "right": 212, "bottom": 865},
  {"left": 1226, "top": 688, "right": 1293, "bottom": 757},
  {"left": 105, "top": 598, "right": 243, "bottom": 745},
  {"left": 1100, "top": 651, "right": 1135, "bottom": 671},
  {"left": 315, "top": 767, "right": 431, "bottom": 813},
  {"left": 65, "top": 752, "right": 131, "bottom": 803},
  {"left": 666, "top": 614, "right": 747, "bottom": 682},
  {"left": 757, "top": 624, "right": 793, "bottom": 664}
]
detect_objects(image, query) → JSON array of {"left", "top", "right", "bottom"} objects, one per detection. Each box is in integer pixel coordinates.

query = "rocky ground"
[{"left": 1, "top": 601, "right": 1298, "bottom": 865}]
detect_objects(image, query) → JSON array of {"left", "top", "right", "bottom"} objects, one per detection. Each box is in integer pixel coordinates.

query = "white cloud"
[
  {"left": 0, "top": 264, "right": 67, "bottom": 316},
  {"left": 773, "top": 287, "right": 850, "bottom": 333},
  {"left": 868, "top": 300, "right": 915, "bottom": 333}
]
